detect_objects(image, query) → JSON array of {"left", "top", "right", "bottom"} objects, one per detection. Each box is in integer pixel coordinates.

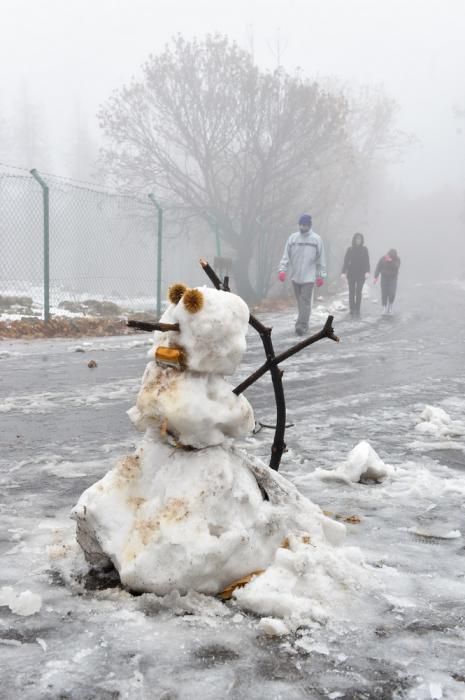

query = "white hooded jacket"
[{"left": 278, "top": 229, "right": 327, "bottom": 284}]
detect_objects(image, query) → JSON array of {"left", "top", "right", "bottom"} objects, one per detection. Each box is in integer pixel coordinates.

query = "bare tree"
[
  {"left": 68, "top": 103, "right": 99, "bottom": 182},
  {"left": 229, "top": 85, "right": 404, "bottom": 297},
  {"left": 98, "top": 34, "right": 351, "bottom": 300},
  {"left": 299, "top": 84, "right": 409, "bottom": 278}
]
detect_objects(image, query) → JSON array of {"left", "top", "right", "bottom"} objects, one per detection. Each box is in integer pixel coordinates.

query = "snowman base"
[{"left": 72, "top": 438, "right": 345, "bottom": 596}]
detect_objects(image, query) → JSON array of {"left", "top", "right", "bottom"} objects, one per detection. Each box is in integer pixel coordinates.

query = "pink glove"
[
  {"left": 373, "top": 277, "right": 378, "bottom": 285},
  {"left": 278, "top": 271, "right": 286, "bottom": 282},
  {"left": 315, "top": 277, "right": 324, "bottom": 288}
]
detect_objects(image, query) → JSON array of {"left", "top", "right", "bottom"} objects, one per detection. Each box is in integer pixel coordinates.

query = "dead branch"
[
  {"left": 233, "top": 315, "right": 339, "bottom": 396},
  {"left": 200, "top": 258, "right": 286, "bottom": 471},
  {"left": 127, "top": 320, "right": 180, "bottom": 333}
]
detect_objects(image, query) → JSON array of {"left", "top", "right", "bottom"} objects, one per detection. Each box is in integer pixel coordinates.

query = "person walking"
[
  {"left": 374, "top": 249, "right": 401, "bottom": 315},
  {"left": 341, "top": 232, "right": 370, "bottom": 318},
  {"left": 278, "top": 213, "right": 327, "bottom": 335}
]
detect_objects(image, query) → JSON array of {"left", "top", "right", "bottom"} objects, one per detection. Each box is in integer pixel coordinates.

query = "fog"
[
  {"left": 2, "top": 5, "right": 465, "bottom": 697},
  {"left": 1, "top": 0, "right": 465, "bottom": 296}
]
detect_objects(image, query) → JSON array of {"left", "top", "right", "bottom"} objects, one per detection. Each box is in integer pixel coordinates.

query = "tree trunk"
[{"left": 232, "top": 246, "right": 260, "bottom": 303}]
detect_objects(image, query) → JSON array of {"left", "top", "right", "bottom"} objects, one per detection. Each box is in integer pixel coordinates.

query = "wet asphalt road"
[
  {"left": 2, "top": 280, "right": 465, "bottom": 472},
  {"left": 1, "top": 279, "right": 465, "bottom": 699}
]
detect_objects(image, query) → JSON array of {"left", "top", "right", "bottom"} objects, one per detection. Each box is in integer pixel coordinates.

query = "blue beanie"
[{"left": 299, "top": 214, "right": 312, "bottom": 227}]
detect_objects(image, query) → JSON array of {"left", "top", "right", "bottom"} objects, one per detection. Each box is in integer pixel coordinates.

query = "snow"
[
  {"left": 0, "top": 282, "right": 163, "bottom": 322},
  {"left": 73, "top": 443, "right": 275, "bottom": 594},
  {"left": 314, "top": 440, "right": 392, "bottom": 483},
  {"left": 128, "top": 366, "right": 254, "bottom": 448},
  {"left": 408, "top": 682, "right": 445, "bottom": 700},
  {"left": 2, "top": 280, "right": 465, "bottom": 698},
  {"left": 153, "top": 286, "right": 250, "bottom": 375},
  {"left": 415, "top": 404, "right": 465, "bottom": 438},
  {"left": 71, "top": 438, "right": 358, "bottom": 602},
  {"left": 127, "top": 288, "right": 255, "bottom": 448},
  {"left": 234, "top": 535, "right": 369, "bottom": 630},
  {"left": 405, "top": 526, "right": 461, "bottom": 540},
  {"left": 0, "top": 377, "right": 140, "bottom": 414},
  {"left": 257, "top": 617, "right": 291, "bottom": 636},
  {"left": 71, "top": 285, "right": 375, "bottom": 626},
  {"left": 0, "top": 587, "right": 42, "bottom": 616}
]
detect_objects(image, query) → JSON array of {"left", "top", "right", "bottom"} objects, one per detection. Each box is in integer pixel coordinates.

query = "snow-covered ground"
[
  {"left": 1, "top": 281, "right": 465, "bottom": 699},
  {"left": 0, "top": 283, "right": 161, "bottom": 321}
]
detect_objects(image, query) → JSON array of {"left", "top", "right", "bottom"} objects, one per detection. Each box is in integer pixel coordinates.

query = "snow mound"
[
  {"left": 315, "top": 441, "right": 391, "bottom": 484},
  {"left": 72, "top": 445, "right": 375, "bottom": 632},
  {"left": 0, "top": 586, "right": 42, "bottom": 616},
  {"left": 257, "top": 617, "right": 290, "bottom": 636},
  {"left": 235, "top": 533, "right": 368, "bottom": 631},
  {"left": 313, "top": 298, "right": 348, "bottom": 320},
  {"left": 407, "top": 526, "right": 461, "bottom": 540},
  {"left": 415, "top": 405, "right": 465, "bottom": 438},
  {"left": 72, "top": 442, "right": 359, "bottom": 603}
]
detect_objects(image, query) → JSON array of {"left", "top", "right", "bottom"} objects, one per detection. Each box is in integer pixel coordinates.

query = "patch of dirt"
[
  {"left": 0, "top": 307, "right": 161, "bottom": 339},
  {"left": 191, "top": 643, "right": 241, "bottom": 668},
  {"left": 132, "top": 498, "right": 190, "bottom": 546},
  {"left": 160, "top": 498, "right": 189, "bottom": 523},
  {"left": 134, "top": 516, "right": 161, "bottom": 546},
  {"left": 127, "top": 496, "right": 146, "bottom": 509},
  {"left": 0, "top": 317, "right": 135, "bottom": 339},
  {"left": 117, "top": 454, "right": 141, "bottom": 480},
  {"left": 79, "top": 566, "right": 121, "bottom": 591}
]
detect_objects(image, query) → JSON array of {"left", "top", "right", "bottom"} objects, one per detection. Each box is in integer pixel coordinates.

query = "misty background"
[{"left": 1, "top": 0, "right": 465, "bottom": 305}]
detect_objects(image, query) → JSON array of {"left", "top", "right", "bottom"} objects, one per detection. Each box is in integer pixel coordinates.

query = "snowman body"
[{"left": 73, "top": 286, "right": 345, "bottom": 595}]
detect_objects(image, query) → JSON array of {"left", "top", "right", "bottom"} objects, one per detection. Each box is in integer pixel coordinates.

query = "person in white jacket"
[{"left": 278, "top": 214, "right": 327, "bottom": 335}]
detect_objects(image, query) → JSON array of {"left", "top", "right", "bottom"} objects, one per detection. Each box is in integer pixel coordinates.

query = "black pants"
[
  {"left": 348, "top": 276, "right": 365, "bottom": 315},
  {"left": 381, "top": 276, "right": 397, "bottom": 306}
]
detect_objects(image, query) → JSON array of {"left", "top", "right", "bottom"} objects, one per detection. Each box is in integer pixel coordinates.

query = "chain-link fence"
[
  {"left": 0, "top": 166, "right": 168, "bottom": 321},
  {"left": 1, "top": 172, "right": 44, "bottom": 311}
]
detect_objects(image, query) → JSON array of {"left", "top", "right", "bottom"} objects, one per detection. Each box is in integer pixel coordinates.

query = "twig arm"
[
  {"left": 233, "top": 315, "right": 339, "bottom": 396},
  {"left": 273, "top": 315, "right": 339, "bottom": 366},
  {"left": 199, "top": 258, "right": 225, "bottom": 290},
  {"left": 199, "top": 258, "right": 286, "bottom": 471},
  {"left": 127, "top": 320, "right": 180, "bottom": 333}
]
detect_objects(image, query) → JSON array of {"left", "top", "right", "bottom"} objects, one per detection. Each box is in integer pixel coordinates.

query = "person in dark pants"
[
  {"left": 341, "top": 232, "right": 370, "bottom": 318},
  {"left": 374, "top": 249, "right": 401, "bottom": 315}
]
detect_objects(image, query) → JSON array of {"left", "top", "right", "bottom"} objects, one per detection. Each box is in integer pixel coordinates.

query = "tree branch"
[
  {"left": 199, "top": 258, "right": 287, "bottom": 471},
  {"left": 233, "top": 315, "right": 339, "bottom": 396}
]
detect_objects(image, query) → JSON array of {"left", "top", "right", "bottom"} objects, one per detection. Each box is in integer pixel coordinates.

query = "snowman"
[{"left": 72, "top": 280, "right": 350, "bottom": 605}]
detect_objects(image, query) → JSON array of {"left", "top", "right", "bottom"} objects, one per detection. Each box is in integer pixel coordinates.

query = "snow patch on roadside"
[
  {"left": 415, "top": 405, "right": 465, "bottom": 438},
  {"left": 0, "top": 586, "right": 42, "bottom": 616},
  {"left": 314, "top": 441, "right": 392, "bottom": 484}
]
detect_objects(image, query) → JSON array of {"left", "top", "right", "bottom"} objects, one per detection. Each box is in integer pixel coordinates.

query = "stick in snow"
[{"left": 127, "top": 320, "right": 180, "bottom": 333}]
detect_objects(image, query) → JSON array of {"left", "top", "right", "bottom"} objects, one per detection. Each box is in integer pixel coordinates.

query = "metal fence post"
[
  {"left": 148, "top": 193, "right": 163, "bottom": 319},
  {"left": 30, "top": 168, "right": 50, "bottom": 321}
]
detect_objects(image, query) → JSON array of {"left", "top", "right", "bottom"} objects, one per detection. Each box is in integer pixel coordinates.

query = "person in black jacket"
[
  {"left": 341, "top": 233, "right": 370, "bottom": 318},
  {"left": 374, "top": 249, "right": 401, "bottom": 315}
]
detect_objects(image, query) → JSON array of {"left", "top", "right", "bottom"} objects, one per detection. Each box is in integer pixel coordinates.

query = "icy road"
[{"left": 1, "top": 281, "right": 465, "bottom": 700}]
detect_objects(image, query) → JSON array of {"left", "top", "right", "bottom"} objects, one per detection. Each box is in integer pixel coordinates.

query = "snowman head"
[{"left": 154, "top": 285, "right": 250, "bottom": 375}]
